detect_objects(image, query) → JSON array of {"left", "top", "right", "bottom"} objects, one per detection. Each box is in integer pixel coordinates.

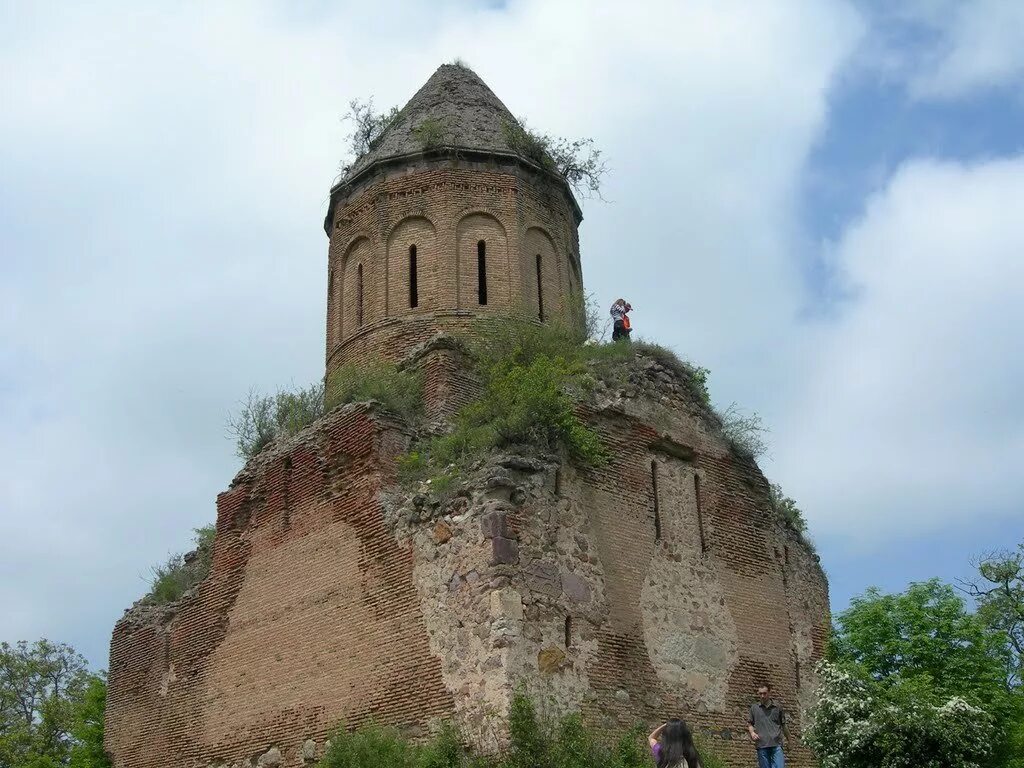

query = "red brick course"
[{"left": 105, "top": 406, "right": 453, "bottom": 768}]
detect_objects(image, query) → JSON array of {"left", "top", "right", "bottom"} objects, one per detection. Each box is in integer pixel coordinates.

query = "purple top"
[{"left": 651, "top": 743, "right": 689, "bottom": 768}]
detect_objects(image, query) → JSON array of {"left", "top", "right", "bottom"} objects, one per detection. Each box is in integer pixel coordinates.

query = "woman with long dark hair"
[{"left": 648, "top": 718, "right": 702, "bottom": 768}]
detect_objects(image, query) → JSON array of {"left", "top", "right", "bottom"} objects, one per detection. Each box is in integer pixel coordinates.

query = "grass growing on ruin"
[
  {"left": 227, "top": 363, "right": 422, "bottom": 461},
  {"left": 398, "top": 306, "right": 609, "bottom": 488},
  {"left": 326, "top": 361, "right": 423, "bottom": 419},
  {"left": 228, "top": 383, "right": 326, "bottom": 459},
  {"left": 399, "top": 301, "right": 718, "bottom": 492},
  {"left": 501, "top": 120, "right": 606, "bottom": 197},
  {"left": 145, "top": 524, "right": 216, "bottom": 605},
  {"left": 318, "top": 693, "right": 726, "bottom": 768},
  {"left": 413, "top": 117, "right": 450, "bottom": 150}
]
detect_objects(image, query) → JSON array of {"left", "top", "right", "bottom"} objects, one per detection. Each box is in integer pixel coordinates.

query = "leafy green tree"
[
  {"left": 68, "top": 676, "right": 109, "bottom": 768},
  {"left": 825, "top": 579, "right": 1020, "bottom": 767},
  {"left": 960, "top": 542, "right": 1024, "bottom": 768},
  {"left": 961, "top": 543, "right": 1024, "bottom": 687},
  {"left": 805, "top": 660, "right": 995, "bottom": 768},
  {"left": 832, "top": 580, "right": 1011, "bottom": 701},
  {"left": 0, "top": 640, "right": 93, "bottom": 768}
]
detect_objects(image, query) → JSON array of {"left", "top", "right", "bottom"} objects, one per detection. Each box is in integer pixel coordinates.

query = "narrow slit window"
[
  {"left": 564, "top": 615, "right": 572, "bottom": 649},
  {"left": 694, "top": 474, "right": 708, "bottom": 552},
  {"left": 535, "top": 253, "right": 544, "bottom": 321},
  {"left": 356, "top": 264, "right": 364, "bottom": 327},
  {"left": 281, "top": 457, "right": 293, "bottom": 530},
  {"left": 651, "top": 460, "right": 662, "bottom": 541},
  {"left": 409, "top": 245, "right": 418, "bottom": 308},
  {"left": 477, "top": 240, "right": 488, "bottom": 305}
]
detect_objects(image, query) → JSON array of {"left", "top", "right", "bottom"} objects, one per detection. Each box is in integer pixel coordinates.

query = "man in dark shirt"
[{"left": 747, "top": 683, "right": 787, "bottom": 768}]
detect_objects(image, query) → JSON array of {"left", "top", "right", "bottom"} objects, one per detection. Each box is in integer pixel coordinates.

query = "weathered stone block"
[
  {"left": 480, "top": 511, "right": 509, "bottom": 539},
  {"left": 489, "top": 588, "right": 524, "bottom": 620},
  {"left": 561, "top": 572, "right": 592, "bottom": 603},
  {"left": 523, "top": 560, "right": 560, "bottom": 596},
  {"left": 432, "top": 521, "right": 453, "bottom": 544},
  {"left": 490, "top": 536, "right": 519, "bottom": 565},
  {"left": 537, "top": 646, "right": 566, "bottom": 673},
  {"left": 301, "top": 741, "right": 317, "bottom": 763},
  {"left": 257, "top": 747, "right": 281, "bottom": 768}
]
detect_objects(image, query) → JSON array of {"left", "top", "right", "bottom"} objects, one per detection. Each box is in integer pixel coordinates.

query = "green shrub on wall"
[
  {"left": 145, "top": 524, "right": 216, "bottom": 605},
  {"left": 226, "top": 363, "right": 422, "bottom": 462},
  {"left": 400, "top": 311, "right": 610, "bottom": 488},
  {"left": 326, "top": 362, "right": 423, "bottom": 419},
  {"left": 401, "top": 303, "right": 718, "bottom": 492}
]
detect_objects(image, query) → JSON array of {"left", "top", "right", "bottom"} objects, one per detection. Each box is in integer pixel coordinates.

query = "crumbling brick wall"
[
  {"left": 106, "top": 359, "right": 827, "bottom": 768},
  {"left": 105, "top": 405, "right": 454, "bottom": 768}
]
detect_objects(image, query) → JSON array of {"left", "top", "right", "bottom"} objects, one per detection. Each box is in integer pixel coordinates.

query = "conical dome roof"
[{"left": 343, "top": 64, "right": 521, "bottom": 180}]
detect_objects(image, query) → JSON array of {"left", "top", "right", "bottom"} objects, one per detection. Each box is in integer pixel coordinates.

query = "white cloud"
[
  {"left": 772, "top": 156, "right": 1024, "bottom": 541},
  {"left": 856, "top": 0, "right": 1024, "bottom": 100}
]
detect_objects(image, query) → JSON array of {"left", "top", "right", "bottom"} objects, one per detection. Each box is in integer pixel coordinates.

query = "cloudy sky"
[{"left": 2, "top": 0, "right": 1023, "bottom": 669}]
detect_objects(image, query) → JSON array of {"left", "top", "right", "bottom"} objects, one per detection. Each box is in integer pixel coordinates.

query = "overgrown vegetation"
[
  {"left": 810, "top": 572, "right": 1024, "bottom": 768},
  {"left": 317, "top": 692, "right": 726, "bottom": 768},
  {"left": 326, "top": 362, "right": 423, "bottom": 420},
  {"left": 342, "top": 98, "right": 401, "bottom": 169},
  {"left": 399, "top": 309, "right": 608, "bottom": 490},
  {"left": 413, "top": 117, "right": 451, "bottom": 150},
  {"left": 768, "top": 482, "right": 808, "bottom": 534},
  {"left": 501, "top": 120, "right": 606, "bottom": 197},
  {"left": 717, "top": 403, "right": 769, "bottom": 459},
  {"left": 144, "top": 524, "right": 216, "bottom": 605},
  {"left": 226, "top": 363, "right": 422, "bottom": 462},
  {"left": 399, "top": 301, "right": 731, "bottom": 497},
  {"left": 227, "top": 383, "right": 326, "bottom": 459}
]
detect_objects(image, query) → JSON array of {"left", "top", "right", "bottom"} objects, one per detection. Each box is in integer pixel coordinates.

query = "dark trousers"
[{"left": 612, "top": 320, "right": 630, "bottom": 341}]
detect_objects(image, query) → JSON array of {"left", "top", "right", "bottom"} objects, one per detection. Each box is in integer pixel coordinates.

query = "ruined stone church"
[{"left": 105, "top": 64, "right": 828, "bottom": 768}]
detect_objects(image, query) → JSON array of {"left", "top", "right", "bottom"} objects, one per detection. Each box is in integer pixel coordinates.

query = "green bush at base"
[{"left": 318, "top": 693, "right": 726, "bottom": 768}]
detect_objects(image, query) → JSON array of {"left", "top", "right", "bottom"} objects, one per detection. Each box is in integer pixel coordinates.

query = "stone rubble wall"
[{"left": 387, "top": 356, "right": 828, "bottom": 766}]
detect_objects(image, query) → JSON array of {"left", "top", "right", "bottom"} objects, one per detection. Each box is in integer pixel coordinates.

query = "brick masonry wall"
[
  {"left": 325, "top": 158, "right": 582, "bottom": 375},
  {"left": 105, "top": 359, "right": 828, "bottom": 768},
  {"left": 574, "top": 366, "right": 827, "bottom": 767},
  {"left": 105, "top": 405, "right": 454, "bottom": 768}
]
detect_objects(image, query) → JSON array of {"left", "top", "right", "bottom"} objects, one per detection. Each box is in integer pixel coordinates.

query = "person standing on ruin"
[
  {"left": 610, "top": 298, "right": 633, "bottom": 342},
  {"left": 747, "top": 683, "right": 788, "bottom": 768}
]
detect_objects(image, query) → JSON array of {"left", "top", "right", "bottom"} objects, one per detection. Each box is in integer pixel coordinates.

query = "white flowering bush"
[{"left": 805, "top": 661, "right": 995, "bottom": 768}]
